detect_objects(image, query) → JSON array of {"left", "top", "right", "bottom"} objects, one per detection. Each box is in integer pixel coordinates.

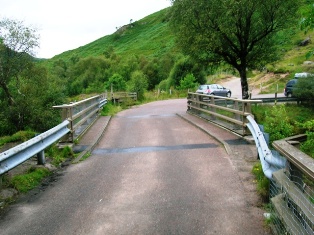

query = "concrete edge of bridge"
[
  {"left": 72, "top": 116, "right": 112, "bottom": 163},
  {"left": 176, "top": 112, "right": 255, "bottom": 156}
]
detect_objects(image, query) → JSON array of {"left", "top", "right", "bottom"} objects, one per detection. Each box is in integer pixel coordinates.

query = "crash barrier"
[
  {"left": 246, "top": 115, "right": 286, "bottom": 179},
  {"left": 246, "top": 112, "right": 314, "bottom": 234},
  {"left": 53, "top": 94, "right": 107, "bottom": 143},
  {"left": 0, "top": 120, "right": 70, "bottom": 176},
  {"left": 187, "top": 92, "right": 262, "bottom": 136},
  {"left": 0, "top": 95, "right": 108, "bottom": 188},
  {"left": 188, "top": 94, "right": 314, "bottom": 234}
]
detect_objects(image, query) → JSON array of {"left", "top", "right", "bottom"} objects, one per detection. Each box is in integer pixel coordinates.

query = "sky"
[{"left": 1, "top": 0, "right": 171, "bottom": 58}]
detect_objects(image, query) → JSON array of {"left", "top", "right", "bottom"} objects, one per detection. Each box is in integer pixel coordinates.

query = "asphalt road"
[
  {"left": 221, "top": 77, "right": 285, "bottom": 99},
  {"left": 0, "top": 99, "right": 269, "bottom": 235}
]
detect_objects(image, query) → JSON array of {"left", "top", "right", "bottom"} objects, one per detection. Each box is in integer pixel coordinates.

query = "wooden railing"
[
  {"left": 111, "top": 92, "right": 137, "bottom": 104},
  {"left": 187, "top": 92, "right": 262, "bottom": 136}
]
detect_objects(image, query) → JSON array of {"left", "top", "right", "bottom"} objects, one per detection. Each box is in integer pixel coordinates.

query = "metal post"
[
  {"left": 210, "top": 96, "right": 216, "bottom": 120},
  {"left": 275, "top": 92, "right": 277, "bottom": 105},
  {"left": 37, "top": 150, "right": 46, "bottom": 165}
]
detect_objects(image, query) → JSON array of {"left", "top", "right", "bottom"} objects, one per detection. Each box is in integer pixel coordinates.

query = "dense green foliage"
[
  {"left": 297, "top": 119, "right": 314, "bottom": 158},
  {"left": 1, "top": 2, "right": 314, "bottom": 137},
  {"left": 252, "top": 104, "right": 314, "bottom": 141},
  {"left": 170, "top": 0, "right": 299, "bottom": 98},
  {"left": 294, "top": 76, "right": 314, "bottom": 101}
]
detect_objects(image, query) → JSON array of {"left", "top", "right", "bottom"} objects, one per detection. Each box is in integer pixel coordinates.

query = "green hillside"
[
  {"left": 48, "top": 5, "right": 314, "bottom": 73},
  {"left": 44, "top": 4, "right": 314, "bottom": 95},
  {"left": 50, "top": 8, "right": 178, "bottom": 62}
]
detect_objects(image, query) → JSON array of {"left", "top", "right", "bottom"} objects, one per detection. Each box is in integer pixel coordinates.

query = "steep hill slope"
[{"left": 50, "top": 8, "right": 178, "bottom": 62}]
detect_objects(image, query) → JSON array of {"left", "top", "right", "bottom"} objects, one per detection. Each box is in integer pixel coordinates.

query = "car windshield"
[{"left": 199, "top": 85, "right": 208, "bottom": 90}]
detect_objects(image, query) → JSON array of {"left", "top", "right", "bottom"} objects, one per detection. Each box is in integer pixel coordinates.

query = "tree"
[
  {"left": 177, "top": 73, "right": 199, "bottom": 90},
  {"left": 170, "top": 0, "right": 299, "bottom": 99},
  {"left": 105, "top": 73, "right": 126, "bottom": 91},
  {"left": 127, "top": 70, "right": 148, "bottom": 100},
  {"left": 0, "top": 18, "right": 39, "bottom": 105},
  {"left": 168, "top": 55, "right": 206, "bottom": 88}
]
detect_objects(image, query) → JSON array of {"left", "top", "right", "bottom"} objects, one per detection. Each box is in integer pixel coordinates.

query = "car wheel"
[
  {"left": 287, "top": 93, "right": 292, "bottom": 98},
  {"left": 227, "top": 92, "right": 231, "bottom": 98}
]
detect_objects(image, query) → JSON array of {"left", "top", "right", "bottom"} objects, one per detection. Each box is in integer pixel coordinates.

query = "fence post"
[
  {"left": 210, "top": 96, "right": 216, "bottom": 120},
  {"left": 37, "top": 151, "right": 46, "bottom": 165}
]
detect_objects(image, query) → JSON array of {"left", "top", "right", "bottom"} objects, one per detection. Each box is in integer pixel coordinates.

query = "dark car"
[
  {"left": 284, "top": 79, "right": 297, "bottom": 97},
  {"left": 196, "top": 84, "right": 232, "bottom": 97}
]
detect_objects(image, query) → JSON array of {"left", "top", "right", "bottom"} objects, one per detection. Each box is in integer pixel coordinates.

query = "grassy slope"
[
  {"left": 49, "top": 8, "right": 177, "bottom": 62},
  {"left": 46, "top": 5, "right": 314, "bottom": 91}
]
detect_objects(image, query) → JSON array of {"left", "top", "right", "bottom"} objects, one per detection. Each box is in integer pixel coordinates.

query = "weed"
[
  {"left": 10, "top": 167, "right": 51, "bottom": 193},
  {"left": 252, "top": 163, "right": 270, "bottom": 202},
  {"left": 46, "top": 145, "right": 74, "bottom": 166},
  {"left": 101, "top": 103, "right": 123, "bottom": 116},
  {"left": 0, "top": 130, "right": 36, "bottom": 148},
  {"left": 80, "top": 152, "right": 91, "bottom": 161}
]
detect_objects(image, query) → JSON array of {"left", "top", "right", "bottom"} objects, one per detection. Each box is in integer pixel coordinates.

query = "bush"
[
  {"left": 298, "top": 119, "right": 314, "bottom": 158},
  {"left": 127, "top": 70, "right": 148, "bottom": 100},
  {"left": 264, "top": 105, "right": 294, "bottom": 143},
  {"left": 294, "top": 76, "right": 314, "bottom": 100},
  {"left": 177, "top": 73, "right": 199, "bottom": 90}
]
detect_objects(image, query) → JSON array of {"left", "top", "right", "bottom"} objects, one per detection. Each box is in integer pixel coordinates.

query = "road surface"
[
  {"left": 0, "top": 99, "right": 270, "bottom": 235},
  {"left": 221, "top": 77, "right": 285, "bottom": 99}
]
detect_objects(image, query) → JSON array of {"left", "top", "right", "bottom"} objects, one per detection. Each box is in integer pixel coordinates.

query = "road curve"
[{"left": 0, "top": 99, "right": 269, "bottom": 235}]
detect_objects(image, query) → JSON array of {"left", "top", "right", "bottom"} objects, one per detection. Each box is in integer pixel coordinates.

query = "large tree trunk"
[{"left": 239, "top": 68, "right": 249, "bottom": 99}]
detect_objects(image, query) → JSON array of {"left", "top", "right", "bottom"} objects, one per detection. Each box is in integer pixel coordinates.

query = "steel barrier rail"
[
  {"left": 53, "top": 94, "right": 107, "bottom": 142},
  {"left": 0, "top": 120, "right": 70, "bottom": 175},
  {"left": 246, "top": 115, "right": 286, "bottom": 179}
]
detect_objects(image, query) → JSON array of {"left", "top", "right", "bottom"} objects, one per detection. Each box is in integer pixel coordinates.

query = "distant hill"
[
  {"left": 46, "top": 5, "right": 314, "bottom": 85},
  {"left": 49, "top": 8, "right": 178, "bottom": 62}
]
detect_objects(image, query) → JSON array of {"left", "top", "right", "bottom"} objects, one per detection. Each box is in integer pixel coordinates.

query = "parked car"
[
  {"left": 196, "top": 84, "right": 232, "bottom": 97},
  {"left": 284, "top": 79, "right": 297, "bottom": 97}
]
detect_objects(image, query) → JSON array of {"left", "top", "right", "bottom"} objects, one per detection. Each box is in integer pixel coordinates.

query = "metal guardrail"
[
  {"left": 246, "top": 115, "right": 286, "bottom": 179},
  {"left": 0, "top": 120, "right": 70, "bottom": 175},
  {"left": 188, "top": 94, "right": 314, "bottom": 234},
  {"left": 53, "top": 94, "right": 107, "bottom": 143},
  {"left": 0, "top": 95, "right": 108, "bottom": 179}
]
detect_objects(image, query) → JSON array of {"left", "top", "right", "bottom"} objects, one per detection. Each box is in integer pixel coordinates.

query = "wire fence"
[{"left": 268, "top": 136, "right": 314, "bottom": 234}]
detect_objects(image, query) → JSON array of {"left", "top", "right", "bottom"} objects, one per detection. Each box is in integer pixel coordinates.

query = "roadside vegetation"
[{"left": 1, "top": 1, "right": 314, "bottom": 208}]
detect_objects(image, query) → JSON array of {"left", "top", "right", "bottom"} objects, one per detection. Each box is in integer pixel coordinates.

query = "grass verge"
[{"left": 10, "top": 167, "right": 52, "bottom": 193}]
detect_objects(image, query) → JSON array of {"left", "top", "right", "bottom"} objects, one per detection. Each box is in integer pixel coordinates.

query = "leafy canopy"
[{"left": 170, "top": 0, "right": 299, "bottom": 98}]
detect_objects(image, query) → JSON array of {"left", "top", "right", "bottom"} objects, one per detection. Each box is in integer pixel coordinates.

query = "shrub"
[
  {"left": 252, "top": 163, "right": 270, "bottom": 201},
  {"left": 264, "top": 105, "right": 294, "bottom": 143},
  {"left": 127, "top": 70, "right": 148, "bottom": 100},
  {"left": 294, "top": 76, "right": 314, "bottom": 101},
  {"left": 177, "top": 73, "right": 199, "bottom": 90},
  {"left": 298, "top": 120, "right": 314, "bottom": 158}
]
